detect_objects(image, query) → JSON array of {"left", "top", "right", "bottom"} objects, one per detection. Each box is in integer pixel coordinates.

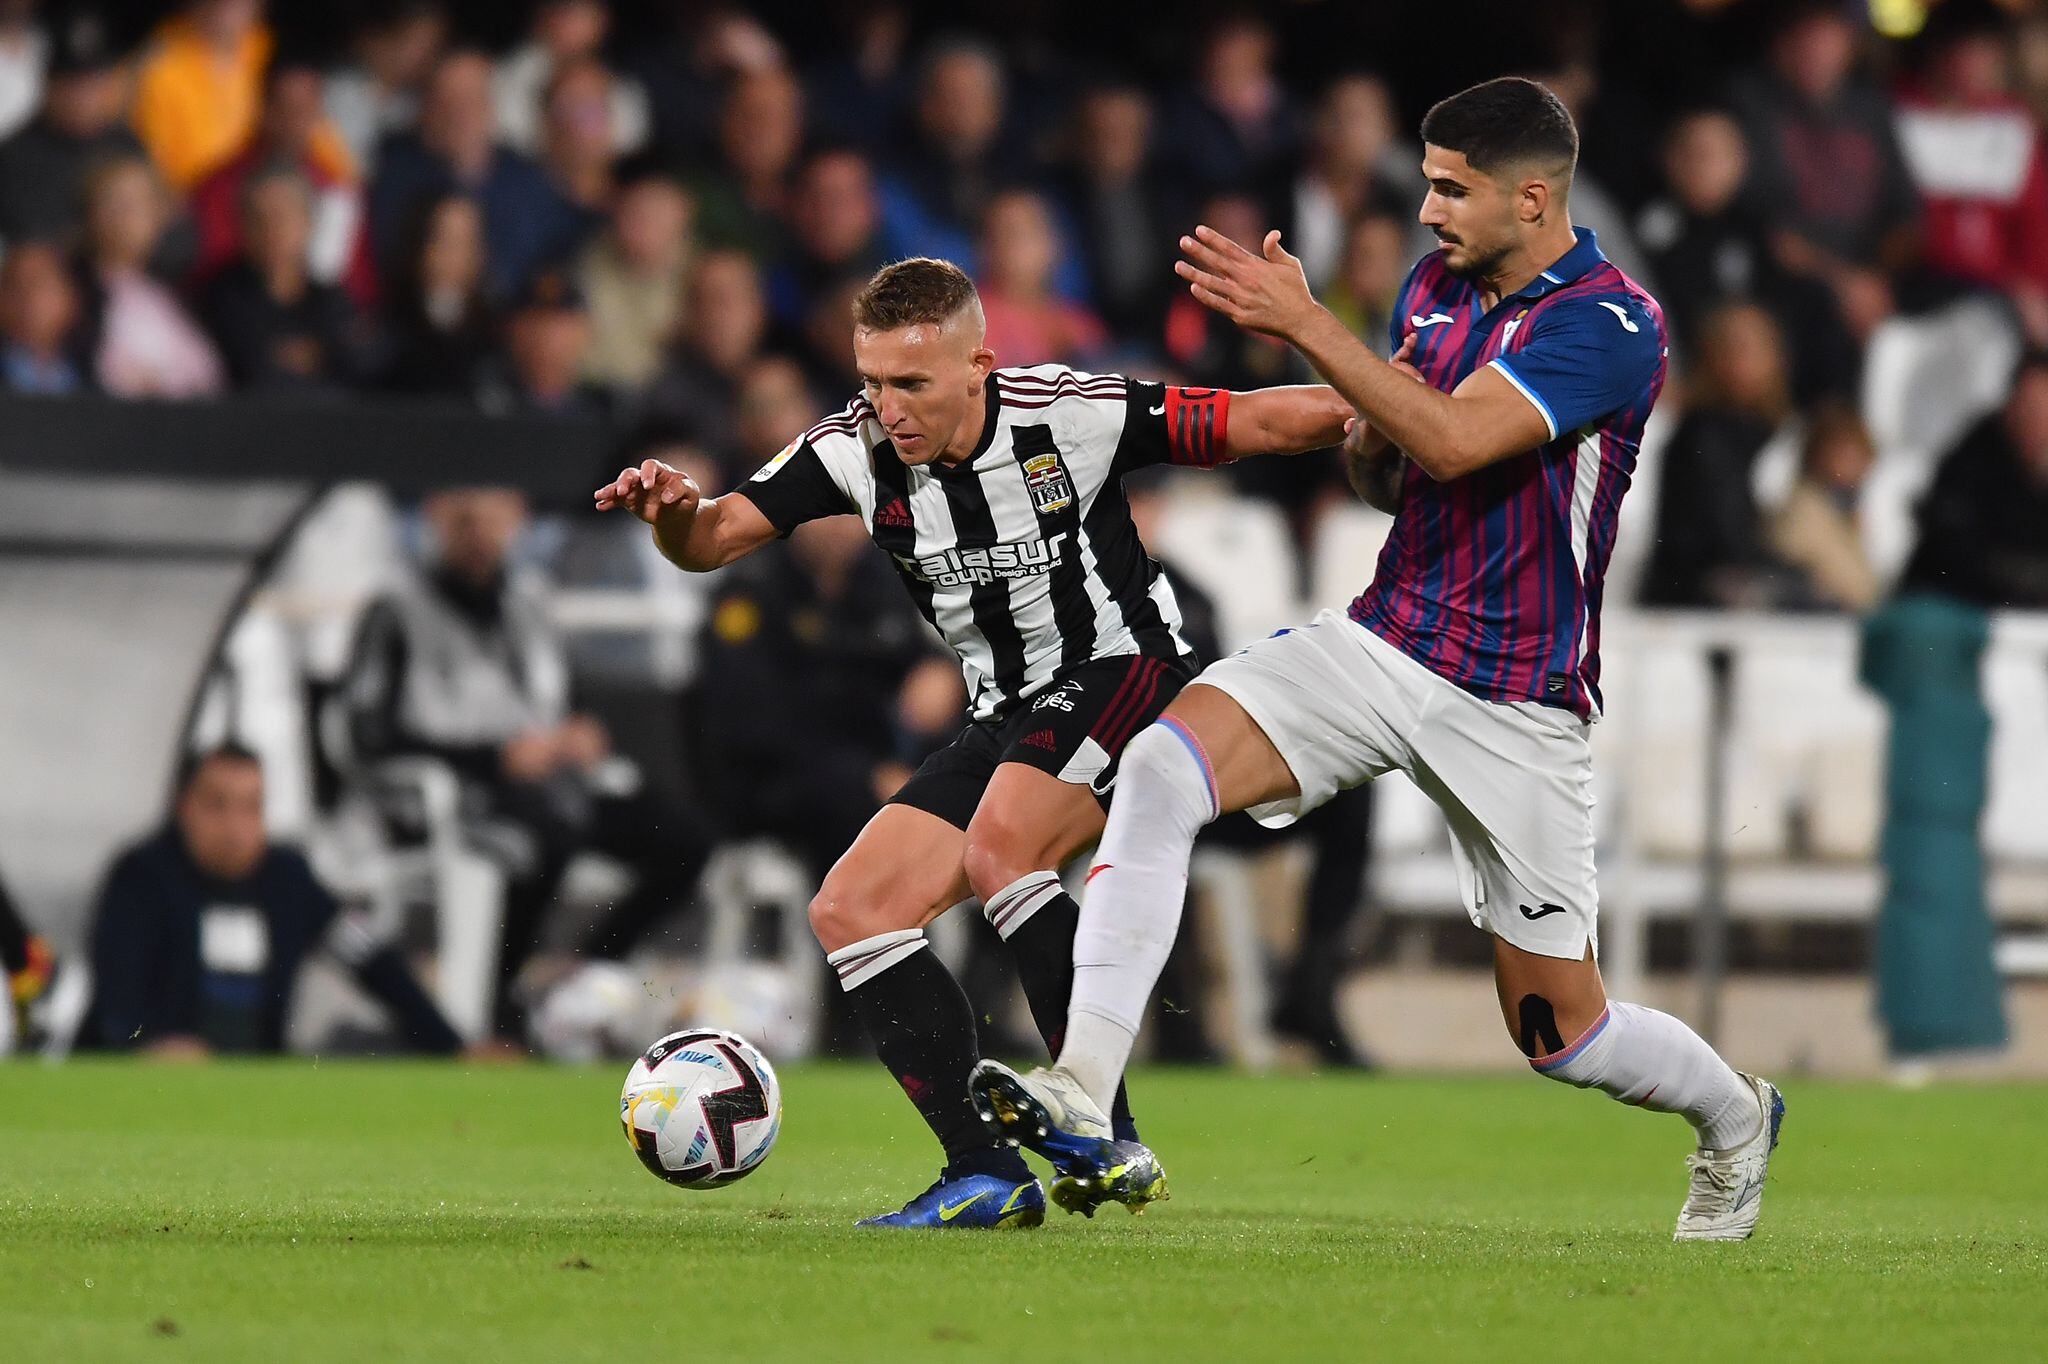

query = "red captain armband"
[{"left": 1163, "top": 386, "right": 1231, "bottom": 468}]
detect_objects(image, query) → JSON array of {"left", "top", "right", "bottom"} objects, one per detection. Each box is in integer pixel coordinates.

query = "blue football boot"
[
  {"left": 855, "top": 1169, "right": 1046, "bottom": 1230},
  {"left": 968, "top": 1060, "right": 1169, "bottom": 1217}
]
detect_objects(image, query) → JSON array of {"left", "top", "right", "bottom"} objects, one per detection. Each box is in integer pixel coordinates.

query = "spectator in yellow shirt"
[{"left": 132, "top": 0, "right": 272, "bottom": 191}]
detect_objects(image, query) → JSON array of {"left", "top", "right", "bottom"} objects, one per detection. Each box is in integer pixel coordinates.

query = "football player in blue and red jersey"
[{"left": 976, "top": 78, "right": 1785, "bottom": 1243}]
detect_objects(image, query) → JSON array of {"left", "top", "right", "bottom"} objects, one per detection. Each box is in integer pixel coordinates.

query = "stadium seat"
[
  {"left": 1306, "top": 502, "right": 1394, "bottom": 611},
  {"left": 1155, "top": 486, "right": 1302, "bottom": 650},
  {"left": 1860, "top": 297, "right": 2019, "bottom": 463},
  {"left": 696, "top": 839, "right": 823, "bottom": 1058},
  {"left": 1984, "top": 624, "right": 2048, "bottom": 864}
]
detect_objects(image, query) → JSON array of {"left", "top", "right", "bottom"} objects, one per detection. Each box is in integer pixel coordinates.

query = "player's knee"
[
  {"left": 807, "top": 876, "right": 916, "bottom": 954},
  {"left": 1120, "top": 721, "right": 1215, "bottom": 820},
  {"left": 961, "top": 817, "right": 1045, "bottom": 904}
]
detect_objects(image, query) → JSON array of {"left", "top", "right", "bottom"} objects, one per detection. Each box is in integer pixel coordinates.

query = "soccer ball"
[{"left": 620, "top": 1028, "right": 782, "bottom": 1188}]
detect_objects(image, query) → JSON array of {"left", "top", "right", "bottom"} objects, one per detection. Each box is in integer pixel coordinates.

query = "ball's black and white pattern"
[{"left": 620, "top": 1029, "right": 782, "bottom": 1188}]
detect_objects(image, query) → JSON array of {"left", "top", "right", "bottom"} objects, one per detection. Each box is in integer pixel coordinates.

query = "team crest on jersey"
[
  {"left": 1023, "top": 451, "right": 1074, "bottom": 514},
  {"left": 1502, "top": 309, "right": 1528, "bottom": 343}
]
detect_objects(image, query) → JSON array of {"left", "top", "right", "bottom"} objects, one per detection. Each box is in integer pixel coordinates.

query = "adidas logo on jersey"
[
  {"left": 874, "top": 498, "right": 913, "bottom": 529},
  {"left": 1020, "top": 729, "right": 1059, "bottom": 751}
]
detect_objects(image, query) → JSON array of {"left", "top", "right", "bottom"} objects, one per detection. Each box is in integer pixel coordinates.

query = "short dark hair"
[
  {"left": 1419, "top": 77, "right": 1578, "bottom": 184},
  {"left": 852, "top": 258, "right": 981, "bottom": 332},
  {"left": 176, "top": 741, "right": 262, "bottom": 795}
]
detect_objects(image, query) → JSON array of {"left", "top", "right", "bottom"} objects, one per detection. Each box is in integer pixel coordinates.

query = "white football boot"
[
  {"left": 968, "top": 1060, "right": 1169, "bottom": 1216},
  {"left": 1674, "top": 1073, "right": 1786, "bottom": 1242}
]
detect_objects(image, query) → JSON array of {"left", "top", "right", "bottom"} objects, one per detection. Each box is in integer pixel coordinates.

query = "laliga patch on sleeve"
[{"left": 750, "top": 439, "right": 801, "bottom": 482}]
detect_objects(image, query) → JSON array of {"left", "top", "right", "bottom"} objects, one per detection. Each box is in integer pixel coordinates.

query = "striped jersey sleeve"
[
  {"left": 737, "top": 400, "right": 875, "bottom": 533},
  {"left": 1113, "top": 381, "right": 1233, "bottom": 472},
  {"left": 1486, "top": 292, "right": 1663, "bottom": 441}
]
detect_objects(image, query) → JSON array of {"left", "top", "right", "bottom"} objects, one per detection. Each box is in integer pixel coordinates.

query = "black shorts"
[{"left": 890, "top": 653, "right": 1195, "bottom": 831}]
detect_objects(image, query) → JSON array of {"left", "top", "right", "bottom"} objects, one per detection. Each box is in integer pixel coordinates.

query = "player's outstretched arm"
[
  {"left": 1176, "top": 226, "right": 1548, "bottom": 482},
  {"left": 1219, "top": 383, "right": 1353, "bottom": 461},
  {"left": 593, "top": 460, "right": 778, "bottom": 571}
]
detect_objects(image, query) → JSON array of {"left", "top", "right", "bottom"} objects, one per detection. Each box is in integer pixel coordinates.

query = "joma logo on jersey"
[
  {"left": 1023, "top": 451, "right": 1074, "bottom": 514},
  {"left": 897, "top": 533, "right": 1068, "bottom": 588}
]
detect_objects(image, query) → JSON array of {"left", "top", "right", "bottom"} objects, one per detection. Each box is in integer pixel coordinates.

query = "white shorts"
[{"left": 1196, "top": 608, "right": 1599, "bottom": 961}]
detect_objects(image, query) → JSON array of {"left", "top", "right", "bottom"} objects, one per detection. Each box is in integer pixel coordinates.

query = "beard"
[{"left": 1437, "top": 233, "right": 1512, "bottom": 282}]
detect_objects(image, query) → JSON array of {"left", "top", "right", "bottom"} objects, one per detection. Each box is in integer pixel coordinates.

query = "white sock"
[
  {"left": 1532, "top": 1001, "right": 1763, "bottom": 1150},
  {"left": 982, "top": 870, "right": 1065, "bottom": 940},
  {"left": 824, "top": 928, "right": 926, "bottom": 991},
  {"left": 1064, "top": 718, "right": 1219, "bottom": 1111}
]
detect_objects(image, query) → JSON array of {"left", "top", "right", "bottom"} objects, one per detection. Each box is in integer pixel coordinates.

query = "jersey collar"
[
  {"left": 931, "top": 374, "right": 1003, "bottom": 477},
  {"left": 1503, "top": 226, "right": 1605, "bottom": 304}
]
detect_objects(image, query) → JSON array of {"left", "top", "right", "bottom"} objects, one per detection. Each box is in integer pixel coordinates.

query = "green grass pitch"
[{"left": 2, "top": 1059, "right": 2043, "bottom": 1361}]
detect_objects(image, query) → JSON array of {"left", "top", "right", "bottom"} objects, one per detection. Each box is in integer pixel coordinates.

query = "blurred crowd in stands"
[
  {"left": 4, "top": 0, "right": 2048, "bottom": 1059},
  {"left": 0, "top": 0, "right": 2042, "bottom": 598}
]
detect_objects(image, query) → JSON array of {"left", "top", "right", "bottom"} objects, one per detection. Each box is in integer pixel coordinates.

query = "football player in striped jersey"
[{"left": 598, "top": 257, "right": 1352, "bottom": 1228}]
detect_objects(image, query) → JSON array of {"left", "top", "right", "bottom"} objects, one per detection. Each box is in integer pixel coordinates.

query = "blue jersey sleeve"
[{"left": 1487, "top": 292, "right": 1663, "bottom": 440}]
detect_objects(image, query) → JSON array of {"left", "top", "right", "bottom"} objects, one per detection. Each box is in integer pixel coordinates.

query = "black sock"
[
  {"left": 842, "top": 937, "right": 1030, "bottom": 1181},
  {"left": 1002, "top": 889, "right": 1140, "bottom": 1143}
]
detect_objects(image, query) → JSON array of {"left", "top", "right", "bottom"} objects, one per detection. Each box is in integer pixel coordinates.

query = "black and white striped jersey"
[{"left": 738, "top": 365, "right": 1233, "bottom": 721}]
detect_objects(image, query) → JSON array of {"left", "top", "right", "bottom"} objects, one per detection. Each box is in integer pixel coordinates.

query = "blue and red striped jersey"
[{"left": 1349, "top": 228, "right": 1667, "bottom": 719}]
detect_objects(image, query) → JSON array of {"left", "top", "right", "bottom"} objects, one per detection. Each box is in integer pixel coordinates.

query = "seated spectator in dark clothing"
[
  {"left": 0, "top": 8, "right": 142, "bottom": 247},
  {"left": 640, "top": 248, "right": 770, "bottom": 455},
  {"left": 324, "top": 0, "right": 449, "bottom": 177},
  {"left": 1288, "top": 74, "right": 1409, "bottom": 295},
  {"left": 1642, "top": 302, "right": 1809, "bottom": 609},
  {"left": 798, "top": 272, "right": 866, "bottom": 395},
  {"left": 202, "top": 168, "right": 373, "bottom": 395},
  {"left": 1051, "top": 83, "right": 1175, "bottom": 339},
  {"left": 1900, "top": 351, "right": 2048, "bottom": 607},
  {"left": 88, "top": 743, "right": 462, "bottom": 1058},
  {"left": 878, "top": 38, "right": 1011, "bottom": 267},
  {"left": 801, "top": 1, "right": 910, "bottom": 159},
  {"left": 1894, "top": 4, "right": 2048, "bottom": 343},
  {"left": 380, "top": 191, "right": 497, "bottom": 399},
  {"left": 1768, "top": 402, "right": 1880, "bottom": 613},
  {"left": 688, "top": 64, "right": 801, "bottom": 265},
  {"left": 474, "top": 266, "right": 607, "bottom": 418},
  {"left": 695, "top": 513, "right": 957, "bottom": 884},
  {"left": 732, "top": 354, "right": 822, "bottom": 465},
  {"left": 1158, "top": 15, "right": 1297, "bottom": 198},
  {"left": 575, "top": 161, "right": 692, "bottom": 391},
  {"left": 1323, "top": 210, "right": 1408, "bottom": 358},
  {"left": 977, "top": 188, "right": 1109, "bottom": 368},
  {"left": 369, "top": 49, "right": 581, "bottom": 301},
  {"left": 1637, "top": 107, "right": 1858, "bottom": 399},
  {"left": 75, "top": 154, "right": 224, "bottom": 399},
  {"left": 0, "top": 241, "right": 87, "bottom": 393},
  {"left": 188, "top": 57, "right": 373, "bottom": 306},
  {"left": 492, "top": 0, "right": 650, "bottom": 157},
  {"left": 534, "top": 54, "right": 619, "bottom": 237},
  {"left": 344, "top": 490, "right": 703, "bottom": 1033},
  {"left": 1730, "top": 2, "right": 1922, "bottom": 345},
  {"left": 625, "top": 6, "right": 782, "bottom": 163},
  {"left": 768, "top": 146, "right": 885, "bottom": 329}
]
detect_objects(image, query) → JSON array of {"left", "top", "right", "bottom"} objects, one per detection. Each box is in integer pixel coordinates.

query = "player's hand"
[
  {"left": 1388, "top": 333, "right": 1422, "bottom": 382},
  {"left": 594, "top": 460, "right": 701, "bottom": 526},
  {"left": 1175, "top": 226, "right": 1318, "bottom": 339}
]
